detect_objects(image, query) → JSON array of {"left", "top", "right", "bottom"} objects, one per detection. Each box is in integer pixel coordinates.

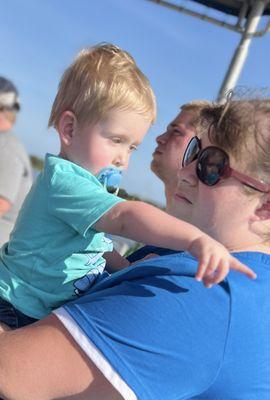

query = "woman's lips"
[{"left": 174, "top": 192, "right": 193, "bottom": 204}]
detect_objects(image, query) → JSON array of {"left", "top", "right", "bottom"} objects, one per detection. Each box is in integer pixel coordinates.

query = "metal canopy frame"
[{"left": 146, "top": 0, "right": 270, "bottom": 102}]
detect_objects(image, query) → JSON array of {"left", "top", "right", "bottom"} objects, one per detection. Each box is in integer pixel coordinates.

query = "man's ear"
[
  {"left": 253, "top": 198, "right": 270, "bottom": 221},
  {"left": 58, "top": 111, "right": 77, "bottom": 146}
]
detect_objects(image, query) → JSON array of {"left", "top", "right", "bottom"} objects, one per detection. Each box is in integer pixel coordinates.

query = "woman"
[{"left": 1, "top": 99, "right": 270, "bottom": 400}]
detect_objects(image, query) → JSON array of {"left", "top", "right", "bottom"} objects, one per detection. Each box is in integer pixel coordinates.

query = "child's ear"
[
  {"left": 58, "top": 111, "right": 77, "bottom": 145},
  {"left": 253, "top": 198, "right": 270, "bottom": 221}
]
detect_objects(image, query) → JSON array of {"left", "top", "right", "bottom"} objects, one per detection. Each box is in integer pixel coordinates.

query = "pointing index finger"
[{"left": 230, "top": 258, "right": 257, "bottom": 279}]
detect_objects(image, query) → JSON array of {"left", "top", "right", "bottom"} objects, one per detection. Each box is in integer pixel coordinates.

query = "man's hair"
[
  {"left": 180, "top": 100, "right": 213, "bottom": 132},
  {"left": 48, "top": 43, "right": 156, "bottom": 129},
  {"left": 180, "top": 100, "right": 213, "bottom": 115},
  {"left": 178, "top": 100, "right": 214, "bottom": 137}
]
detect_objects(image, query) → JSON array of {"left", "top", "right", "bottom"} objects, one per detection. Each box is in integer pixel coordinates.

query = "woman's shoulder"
[{"left": 232, "top": 251, "right": 270, "bottom": 275}]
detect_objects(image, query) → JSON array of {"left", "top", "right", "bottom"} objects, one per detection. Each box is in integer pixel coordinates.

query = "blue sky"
[{"left": 1, "top": 0, "right": 270, "bottom": 205}]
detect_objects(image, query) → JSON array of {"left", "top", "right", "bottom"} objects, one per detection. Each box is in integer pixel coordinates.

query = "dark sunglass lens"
[
  {"left": 182, "top": 137, "right": 200, "bottom": 167},
  {"left": 197, "top": 147, "right": 228, "bottom": 186}
]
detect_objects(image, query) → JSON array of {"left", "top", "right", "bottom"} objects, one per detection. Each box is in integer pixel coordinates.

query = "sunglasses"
[{"left": 182, "top": 136, "right": 270, "bottom": 193}]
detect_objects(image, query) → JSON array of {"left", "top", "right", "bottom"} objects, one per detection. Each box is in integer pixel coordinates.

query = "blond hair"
[
  {"left": 180, "top": 100, "right": 213, "bottom": 136},
  {"left": 48, "top": 43, "right": 156, "bottom": 129},
  {"left": 180, "top": 99, "right": 213, "bottom": 114}
]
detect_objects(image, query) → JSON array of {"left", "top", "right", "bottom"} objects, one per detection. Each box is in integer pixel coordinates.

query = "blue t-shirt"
[
  {"left": 0, "top": 154, "right": 124, "bottom": 319},
  {"left": 55, "top": 251, "right": 270, "bottom": 400}
]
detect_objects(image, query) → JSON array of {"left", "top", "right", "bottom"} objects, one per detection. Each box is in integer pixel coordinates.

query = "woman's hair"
[
  {"left": 48, "top": 43, "right": 156, "bottom": 129},
  {"left": 198, "top": 99, "right": 270, "bottom": 184}
]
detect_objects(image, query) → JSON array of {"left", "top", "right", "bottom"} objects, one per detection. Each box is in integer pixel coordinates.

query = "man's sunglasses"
[{"left": 182, "top": 136, "right": 270, "bottom": 193}]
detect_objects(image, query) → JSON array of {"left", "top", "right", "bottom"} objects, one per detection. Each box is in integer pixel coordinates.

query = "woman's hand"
[{"left": 187, "top": 235, "right": 257, "bottom": 288}]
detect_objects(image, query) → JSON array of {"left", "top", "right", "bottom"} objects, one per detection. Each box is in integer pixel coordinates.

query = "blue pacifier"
[{"left": 96, "top": 166, "right": 123, "bottom": 195}]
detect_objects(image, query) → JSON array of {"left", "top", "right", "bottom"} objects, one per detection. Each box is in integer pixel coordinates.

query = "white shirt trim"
[{"left": 53, "top": 308, "right": 137, "bottom": 400}]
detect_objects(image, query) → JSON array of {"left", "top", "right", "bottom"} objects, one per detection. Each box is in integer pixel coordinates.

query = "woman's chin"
[{"left": 170, "top": 198, "right": 192, "bottom": 222}]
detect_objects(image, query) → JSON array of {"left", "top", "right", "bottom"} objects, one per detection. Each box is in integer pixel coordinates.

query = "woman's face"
[{"left": 171, "top": 135, "right": 264, "bottom": 250}]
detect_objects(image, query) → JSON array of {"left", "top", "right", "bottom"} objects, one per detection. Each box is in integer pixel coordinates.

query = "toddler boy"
[{"left": 0, "top": 44, "right": 255, "bottom": 330}]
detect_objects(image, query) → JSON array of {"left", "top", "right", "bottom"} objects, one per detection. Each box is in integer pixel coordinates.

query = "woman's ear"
[{"left": 58, "top": 111, "right": 77, "bottom": 146}]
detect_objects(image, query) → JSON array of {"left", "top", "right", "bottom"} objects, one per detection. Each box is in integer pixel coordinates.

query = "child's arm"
[
  {"left": 103, "top": 250, "right": 130, "bottom": 272},
  {"left": 93, "top": 201, "right": 256, "bottom": 287}
]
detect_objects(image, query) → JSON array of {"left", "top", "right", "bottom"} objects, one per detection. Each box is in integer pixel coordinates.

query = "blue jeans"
[{"left": 0, "top": 297, "right": 38, "bottom": 329}]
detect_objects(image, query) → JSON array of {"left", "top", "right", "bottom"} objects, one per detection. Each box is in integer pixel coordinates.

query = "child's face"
[{"left": 61, "top": 109, "right": 150, "bottom": 175}]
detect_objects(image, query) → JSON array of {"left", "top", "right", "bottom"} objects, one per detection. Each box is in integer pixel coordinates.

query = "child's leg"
[
  {"left": 0, "top": 297, "right": 38, "bottom": 331},
  {"left": 0, "top": 322, "right": 11, "bottom": 333},
  {"left": 0, "top": 297, "right": 17, "bottom": 331}
]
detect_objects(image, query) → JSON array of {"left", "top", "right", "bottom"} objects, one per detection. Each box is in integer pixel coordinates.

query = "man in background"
[
  {"left": 151, "top": 101, "right": 211, "bottom": 217},
  {"left": 0, "top": 77, "right": 32, "bottom": 246},
  {"left": 128, "top": 100, "right": 211, "bottom": 261}
]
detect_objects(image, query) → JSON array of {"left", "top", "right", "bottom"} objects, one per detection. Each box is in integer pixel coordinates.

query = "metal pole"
[
  {"left": 217, "top": 0, "right": 267, "bottom": 103},
  {"left": 146, "top": 0, "right": 245, "bottom": 33}
]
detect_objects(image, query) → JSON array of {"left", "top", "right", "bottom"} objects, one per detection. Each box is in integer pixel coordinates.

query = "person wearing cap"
[{"left": 0, "top": 77, "right": 32, "bottom": 246}]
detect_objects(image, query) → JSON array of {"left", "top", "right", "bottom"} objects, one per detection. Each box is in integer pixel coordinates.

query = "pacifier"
[{"left": 96, "top": 166, "right": 123, "bottom": 195}]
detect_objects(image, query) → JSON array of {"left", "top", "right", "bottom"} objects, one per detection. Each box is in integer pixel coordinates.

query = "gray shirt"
[{"left": 0, "top": 132, "right": 32, "bottom": 245}]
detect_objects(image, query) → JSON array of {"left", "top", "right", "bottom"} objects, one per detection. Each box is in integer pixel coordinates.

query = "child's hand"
[{"left": 187, "top": 235, "right": 257, "bottom": 288}]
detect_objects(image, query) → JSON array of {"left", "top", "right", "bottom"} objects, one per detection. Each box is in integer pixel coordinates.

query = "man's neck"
[{"left": 164, "top": 184, "right": 176, "bottom": 216}]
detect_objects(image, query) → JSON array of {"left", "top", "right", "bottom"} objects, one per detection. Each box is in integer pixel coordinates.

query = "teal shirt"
[{"left": 0, "top": 154, "right": 125, "bottom": 319}]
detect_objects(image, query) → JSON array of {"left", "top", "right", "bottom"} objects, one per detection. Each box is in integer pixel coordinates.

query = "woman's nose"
[{"left": 178, "top": 161, "right": 198, "bottom": 187}]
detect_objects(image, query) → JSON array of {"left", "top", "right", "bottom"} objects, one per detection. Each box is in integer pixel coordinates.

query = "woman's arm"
[{"left": 0, "top": 315, "right": 124, "bottom": 400}]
